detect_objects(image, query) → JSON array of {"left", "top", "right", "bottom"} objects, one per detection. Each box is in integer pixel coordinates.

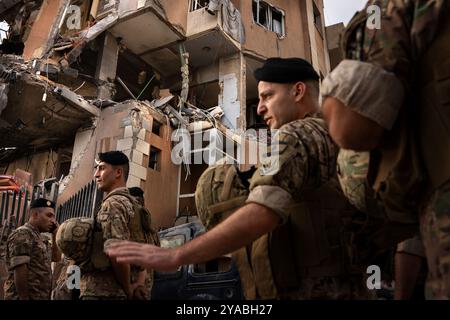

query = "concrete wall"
[
  {"left": 305, "top": 0, "right": 330, "bottom": 77},
  {"left": 240, "top": 0, "right": 307, "bottom": 59},
  {"left": 5, "top": 150, "right": 58, "bottom": 186},
  {"left": 23, "top": 0, "right": 65, "bottom": 60},
  {"left": 143, "top": 117, "right": 179, "bottom": 228},
  {"left": 160, "top": 0, "right": 189, "bottom": 35},
  {"left": 186, "top": 6, "right": 218, "bottom": 37},
  {"left": 326, "top": 23, "right": 344, "bottom": 70},
  {"left": 57, "top": 102, "right": 179, "bottom": 229}
]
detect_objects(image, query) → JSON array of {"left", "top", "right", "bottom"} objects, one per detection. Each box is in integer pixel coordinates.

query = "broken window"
[
  {"left": 252, "top": 0, "right": 285, "bottom": 37},
  {"left": 152, "top": 120, "right": 161, "bottom": 136},
  {"left": 271, "top": 8, "right": 284, "bottom": 36},
  {"left": 149, "top": 146, "right": 161, "bottom": 171},
  {"left": 190, "top": 0, "right": 209, "bottom": 12},
  {"left": 313, "top": 2, "right": 323, "bottom": 37}
]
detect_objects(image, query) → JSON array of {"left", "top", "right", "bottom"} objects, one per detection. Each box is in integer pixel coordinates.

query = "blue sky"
[{"left": 324, "top": 0, "right": 368, "bottom": 26}]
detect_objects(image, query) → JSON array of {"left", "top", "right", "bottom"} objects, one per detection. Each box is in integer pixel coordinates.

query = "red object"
[{"left": 0, "top": 175, "right": 21, "bottom": 192}]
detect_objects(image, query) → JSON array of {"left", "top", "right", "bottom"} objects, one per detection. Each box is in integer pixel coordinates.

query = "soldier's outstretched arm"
[{"left": 106, "top": 203, "right": 280, "bottom": 271}]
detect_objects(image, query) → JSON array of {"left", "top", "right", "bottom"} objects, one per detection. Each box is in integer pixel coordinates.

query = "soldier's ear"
[
  {"left": 293, "top": 82, "right": 306, "bottom": 101},
  {"left": 116, "top": 166, "right": 123, "bottom": 178}
]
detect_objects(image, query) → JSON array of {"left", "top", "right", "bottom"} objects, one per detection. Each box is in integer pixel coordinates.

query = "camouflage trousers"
[{"left": 420, "top": 182, "right": 450, "bottom": 299}]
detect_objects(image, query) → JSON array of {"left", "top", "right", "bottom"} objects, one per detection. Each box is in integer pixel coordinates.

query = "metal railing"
[
  {"left": 57, "top": 180, "right": 103, "bottom": 223},
  {"left": 0, "top": 189, "right": 30, "bottom": 241}
]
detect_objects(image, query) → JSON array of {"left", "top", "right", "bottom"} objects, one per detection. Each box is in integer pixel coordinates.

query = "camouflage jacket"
[
  {"left": 322, "top": 0, "right": 450, "bottom": 131},
  {"left": 246, "top": 117, "right": 339, "bottom": 222},
  {"left": 4, "top": 223, "right": 52, "bottom": 300},
  {"left": 345, "top": 0, "right": 450, "bottom": 82},
  {"left": 80, "top": 187, "right": 137, "bottom": 299}
]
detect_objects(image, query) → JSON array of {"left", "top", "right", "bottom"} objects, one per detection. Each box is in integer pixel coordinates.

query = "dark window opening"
[
  {"left": 152, "top": 120, "right": 161, "bottom": 136},
  {"left": 313, "top": 2, "right": 323, "bottom": 37},
  {"left": 59, "top": 161, "right": 71, "bottom": 178},
  {"left": 258, "top": 2, "right": 269, "bottom": 29},
  {"left": 190, "top": 0, "right": 209, "bottom": 12},
  {"left": 149, "top": 146, "right": 161, "bottom": 171},
  {"left": 272, "top": 9, "right": 284, "bottom": 36}
]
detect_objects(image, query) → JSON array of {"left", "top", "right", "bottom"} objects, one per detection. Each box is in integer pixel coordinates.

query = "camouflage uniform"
[
  {"left": 243, "top": 117, "right": 373, "bottom": 299},
  {"left": 3, "top": 223, "right": 52, "bottom": 300},
  {"left": 80, "top": 187, "right": 138, "bottom": 300},
  {"left": 322, "top": 0, "right": 450, "bottom": 299}
]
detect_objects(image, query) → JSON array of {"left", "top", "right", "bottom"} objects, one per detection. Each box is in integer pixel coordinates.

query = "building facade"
[{"left": 0, "top": 0, "right": 330, "bottom": 229}]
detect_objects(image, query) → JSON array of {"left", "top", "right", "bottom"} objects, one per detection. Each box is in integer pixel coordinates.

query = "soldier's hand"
[
  {"left": 106, "top": 241, "right": 179, "bottom": 272},
  {"left": 51, "top": 221, "right": 59, "bottom": 235}
]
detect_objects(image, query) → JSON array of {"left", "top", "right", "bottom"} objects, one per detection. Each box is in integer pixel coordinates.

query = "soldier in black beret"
[
  {"left": 30, "top": 198, "right": 56, "bottom": 210},
  {"left": 3, "top": 197, "right": 60, "bottom": 300},
  {"left": 252, "top": 57, "right": 321, "bottom": 129},
  {"left": 97, "top": 151, "right": 129, "bottom": 166},
  {"left": 254, "top": 57, "right": 320, "bottom": 84},
  {"left": 84, "top": 151, "right": 148, "bottom": 300},
  {"left": 95, "top": 151, "right": 130, "bottom": 193}
]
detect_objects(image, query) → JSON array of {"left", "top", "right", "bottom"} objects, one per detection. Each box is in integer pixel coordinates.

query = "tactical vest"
[
  {"left": 234, "top": 179, "right": 359, "bottom": 299},
  {"left": 90, "top": 189, "right": 155, "bottom": 270}
]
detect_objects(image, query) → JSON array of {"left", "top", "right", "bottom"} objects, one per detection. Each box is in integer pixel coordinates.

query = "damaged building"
[{"left": 0, "top": 0, "right": 330, "bottom": 230}]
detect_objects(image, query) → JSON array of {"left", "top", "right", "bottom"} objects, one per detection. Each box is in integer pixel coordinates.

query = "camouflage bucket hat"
[
  {"left": 56, "top": 217, "right": 94, "bottom": 263},
  {"left": 195, "top": 164, "right": 250, "bottom": 230}
]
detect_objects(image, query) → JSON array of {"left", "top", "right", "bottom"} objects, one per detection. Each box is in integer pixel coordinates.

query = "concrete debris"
[{"left": 53, "top": 86, "right": 101, "bottom": 117}]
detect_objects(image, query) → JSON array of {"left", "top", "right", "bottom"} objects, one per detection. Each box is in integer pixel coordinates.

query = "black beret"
[
  {"left": 97, "top": 151, "right": 129, "bottom": 166},
  {"left": 30, "top": 198, "right": 55, "bottom": 209},
  {"left": 254, "top": 57, "right": 320, "bottom": 83},
  {"left": 128, "top": 187, "right": 144, "bottom": 198}
]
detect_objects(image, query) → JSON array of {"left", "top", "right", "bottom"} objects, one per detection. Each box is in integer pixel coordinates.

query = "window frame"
[
  {"left": 190, "top": 0, "right": 209, "bottom": 12},
  {"left": 252, "top": 0, "right": 286, "bottom": 38}
]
